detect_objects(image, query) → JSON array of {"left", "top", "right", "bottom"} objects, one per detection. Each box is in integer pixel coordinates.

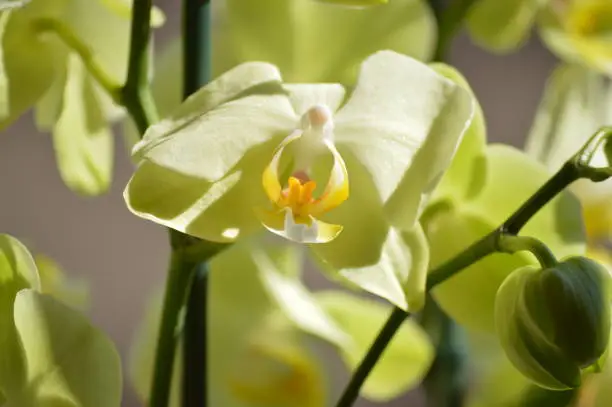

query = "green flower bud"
[{"left": 495, "top": 256, "right": 611, "bottom": 390}]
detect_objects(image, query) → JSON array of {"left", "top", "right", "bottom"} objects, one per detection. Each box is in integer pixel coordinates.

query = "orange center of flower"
[{"left": 277, "top": 176, "right": 318, "bottom": 221}]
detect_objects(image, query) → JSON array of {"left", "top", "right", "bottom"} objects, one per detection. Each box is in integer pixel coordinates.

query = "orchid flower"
[
  {"left": 212, "top": 0, "right": 436, "bottom": 84},
  {"left": 0, "top": 0, "right": 163, "bottom": 195},
  {"left": 467, "top": 0, "right": 612, "bottom": 78},
  {"left": 125, "top": 50, "right": 474, "bottom": 310}
]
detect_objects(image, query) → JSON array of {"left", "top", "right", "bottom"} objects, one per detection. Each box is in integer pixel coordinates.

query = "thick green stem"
[
  {"left": 181, "top": 2, "right": 213, "bottom": 406},
  {"left": 334, "top": 307, "right": 409, "bottom": 407},
  {"left": 121, "top": 0, "right": 159, "bottom": 134},
  {"left": 433, "top": 0, "right": 479, "bottom": 61},
  {"left": 496, "top": 235, "right": 558, "bottom": 269},
  {"left": 35, "top": 18, "right": 121, "bottom": 101},
  {"left": 149, "top": 252, "right": 195, "bottom": 407}
]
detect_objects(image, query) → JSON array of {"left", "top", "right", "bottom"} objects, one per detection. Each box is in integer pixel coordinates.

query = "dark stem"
[
  {"left": 181, "top": 1, "right": 212, "bottom": 407},
  {"left": 149, "top": 252, "right": 195, "bottom": 407},
  {"left": 433, "top": 0, "right": 479, "bottom": 61},
  {"left": 503, "top": 162, "right": 580, "bottom": 235},
  {"left": 334, "top": 308, "right": 409, "bottom": 407},
  {"left": 182, "top": 263, "right": 209, "bottom": 407},
  {"left": 121, "top": 0, "right": 159, "bottom": 134}
]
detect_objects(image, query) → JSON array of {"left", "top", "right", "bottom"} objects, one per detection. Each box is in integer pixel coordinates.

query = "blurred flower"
[
  {"left": 467, "top": 0, "right": 612, "bottom": 77},
  {"left": 130, "top": 237, "right": 434, "bottom": 406},
  {"left": 0, "top": 0, "right": 163, "bottom": 195}
]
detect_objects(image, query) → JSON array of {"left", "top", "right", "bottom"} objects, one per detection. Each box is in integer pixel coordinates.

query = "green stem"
[
  {"left": 121, "top": 0, "right": 159, "bottom": 135},
  {"left": 149, "top": 252, "right": 196, "bottom": 407},
  {"left": 334, "top": 307, "right": 409, "bottom": 407},
  {"left": 335, "top": 142, "right": 583, "bottom": 407},
  {"left": 496, "top": 235, "right": 558, "bottom": 268},
  {"left": 336, "top": 233, "right": 496, "bottom": 407},
  {"left": 433, "top": 0, "right": 480, "bottom": 61},
  {"left": 181, "top": 1, "right": 213, "bottom": 406},
  {"left": 35, "top": 18, "right": 121, "bottom": 101}
]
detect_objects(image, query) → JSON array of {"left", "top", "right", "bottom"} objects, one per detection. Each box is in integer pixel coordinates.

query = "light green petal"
[
  {"left": 35, "top": 255, "right": 89, "bottom": 311},
  {"left": 125, "top": 64, "right": 297, "bottom": 242},
  {"left": 0, "top": 234, "right": 40, "bottom": 393},
  {"left": 213, "top": 0, "right": 436, "bottom": 83},
  {"left": 539, "top": 5, "right": 612, "bottom": 77},
  {"left": 525, "top": 63, "right": 612, "bottom": 202},
  {"left": 333, "top": 51, "right": 473, "bottom": 230},
  {"left": 285, "top": 84, "right": 346, "bottom": 117},
  {"left": 0, "top": 2, "right": 64, "bottom": 128},
  {"left": 63, "top": 0, "right": 134, "bottom": 121},
  {"left": 98, "top": 0, "right": 165, "bottom": 27},
  {"left": 0, "top": 11, "right": 10, "bottom": 119},
  {"left": 0, "top": 0, "right": 29, "bottom": 11},
  {"left": 133, "top": 61, "right": 292, "bottom": 160},
  {"left": 429, "top": 63, "right": 488, "bottom": 202},
  {"left": 12, "top": 290, "right": 122, "bottom": 407},
  {"left": 466, "top": 0, "right": 546, "bottom": 52},
  {"left": 430, "top": 145, "right": 585, "bottom": 332},
  {"left": 52, "top": 54, "right": 113, "bottom": 196},
  {"left": 317, "top": 291, "right": 434, "bottom": 401},
  {"left": 253, "top": 248, "right": 349, "bottom": 346},
  {"left": 525, "top": 64, "right": 610, "bottom": 172}
]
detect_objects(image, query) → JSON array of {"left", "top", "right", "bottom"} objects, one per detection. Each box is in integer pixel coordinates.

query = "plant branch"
[
  {"left": 149, "top": 252, "right": 196, "bottom": 407},
  {"left": 121, "top": 0, "right": 159, "bottom": 135},
  {"left": 496, "top": 235, "right": 558, "bottom": 268},
  {"left": 181, "top": 1, "right": 213, "bottom": 407},
  {"left": 433, "top": 0, "right": 479, "bottom": 61},
  {"left": 35, "top": 18, "right": 121, "bottom": 101}
]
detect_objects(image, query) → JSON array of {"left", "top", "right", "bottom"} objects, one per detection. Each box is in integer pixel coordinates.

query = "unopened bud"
[{"left": 495, "top": 256, "right": 611, "bottom": 390}]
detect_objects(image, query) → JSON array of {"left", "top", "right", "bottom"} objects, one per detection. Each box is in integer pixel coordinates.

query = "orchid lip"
[{"left": 257, "top": 105, "right": 349, "bottom": 244}]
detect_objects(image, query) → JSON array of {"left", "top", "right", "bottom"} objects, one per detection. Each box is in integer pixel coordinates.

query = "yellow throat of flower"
[
  {"left": 566, "top": 1, "right": 612, "bottom": 37},
  {"left": 257, "top": 105, "right": 349, "bottom": 244}
]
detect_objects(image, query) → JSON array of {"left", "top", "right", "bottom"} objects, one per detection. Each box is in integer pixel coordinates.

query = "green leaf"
[
  {"left": 332, "top": 51, "right": 474, "bottom": 230},
  {"left": 0, "top": 234, "right": 40, "bottom": 393},
  {"left": 466, "top": 0, "right": 544, "bottom": 52},
  {"left": 429, "top": 63, "right": 488, "bottom": 202},
  {"left": 52, "top": 54, "right": 113, "bottom": 196},
  {"left": 429, "top": 145, "right": 586, "bottom": 332},
  {"left": 213, "top": 0, "right": 436, "bottom": 83},
  {"left": 12, "top": 289, "right": 122, "bottom": 407},
  {"left": 317, "top": 291, "right": 434, "bottom": 401}
]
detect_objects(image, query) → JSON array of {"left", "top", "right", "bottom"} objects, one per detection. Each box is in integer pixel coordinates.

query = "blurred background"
[{"left": 0, "top": 0, "right": 559, "bottom": 405}]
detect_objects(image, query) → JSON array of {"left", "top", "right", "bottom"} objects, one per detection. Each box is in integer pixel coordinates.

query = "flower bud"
[{"left": 495, "top": 256, "right": 611, "bottom": 390}]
